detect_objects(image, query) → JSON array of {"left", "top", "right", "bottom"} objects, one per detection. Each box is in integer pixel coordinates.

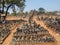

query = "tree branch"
[{"left": 5, "top": 3, "right": 13, "bottom": 20}]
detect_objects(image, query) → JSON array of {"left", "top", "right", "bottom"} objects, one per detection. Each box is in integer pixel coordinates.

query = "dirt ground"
[{"left": 1, "top": 15, "right": 60, "bottom": 45}]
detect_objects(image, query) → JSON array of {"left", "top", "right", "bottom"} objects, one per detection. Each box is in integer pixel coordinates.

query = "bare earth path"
[
  {"left": 2, "top": 26, "right": 17, "bottom": 45},
  {"left": 33, "top": 17, "right": 60, "bottom": 45},
  {"left": 1, "top": 16, "right": 60, "bottom": 45},
  {"left": 2, "top": 24, "right": 22, "bottom": 45}
]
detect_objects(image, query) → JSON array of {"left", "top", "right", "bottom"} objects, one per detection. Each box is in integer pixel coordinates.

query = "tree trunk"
[
  {"left": 2, "top": 0, "right": 5, "bottom": 14},
  {"left": 5, "top": 4, "right": 13, "bottom": 20}
]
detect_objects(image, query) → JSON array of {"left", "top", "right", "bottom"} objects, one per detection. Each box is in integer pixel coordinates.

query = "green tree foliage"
[
  {"left": 38, "top": 7, "right": 45, "bottom": 14},
  {"left": 0, "top": 0, "right": 26, "bottom": 17},
  {"left": 12, "top": 6, "right": 16, "bottom": 15}
]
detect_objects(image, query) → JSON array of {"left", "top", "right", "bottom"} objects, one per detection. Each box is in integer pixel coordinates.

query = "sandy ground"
[
  {"left": 2, "top": 24, "right": 23, "bottom": 45},
  {"left": 33, "top": 16, "right": 60, "bottom": 45},
  {"left": 2, "top": 26, "right": 17, "bottom": 45},
  {"left": 1, "top": 15, "right": 60, "bottom": 45}
]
